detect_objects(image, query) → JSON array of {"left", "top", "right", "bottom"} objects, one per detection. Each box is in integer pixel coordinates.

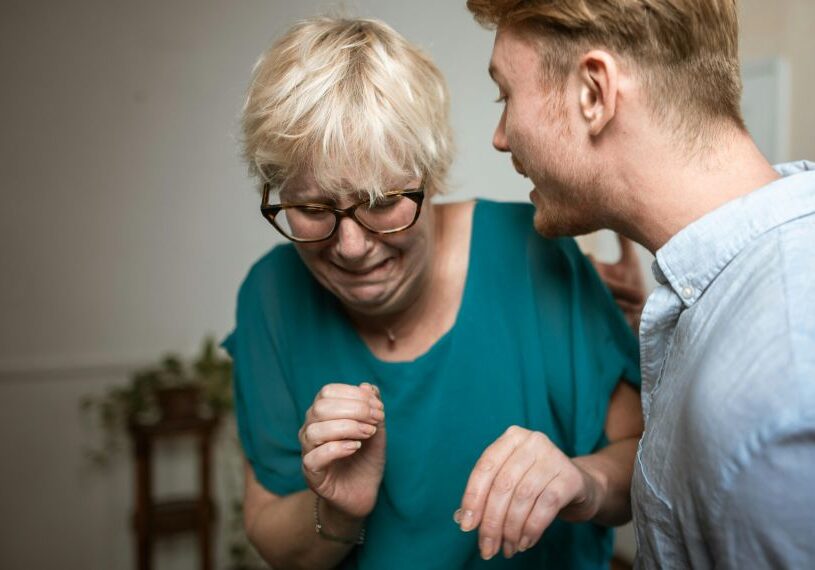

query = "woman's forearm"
[
  {"left": 245, "top": 484, "right": 364, "bottom": 569},
  {"left": 573, "top": 436, "right": 639, "bottom": 527}
]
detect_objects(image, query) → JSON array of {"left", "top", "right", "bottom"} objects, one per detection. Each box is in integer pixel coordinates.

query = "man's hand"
[
  {"left": 589, "top": 234, "right": 646, "bottom": 332},
  {"left": 454, "top": 426, "right": 605, "bottom": 560}
]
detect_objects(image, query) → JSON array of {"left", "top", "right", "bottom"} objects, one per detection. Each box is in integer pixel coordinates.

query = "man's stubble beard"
[
  {"left": 527, "top": 145, "right": 604, "bottom": 239},
  {"left": 520, "top": 86, "right": 609, "bottom": 238}
]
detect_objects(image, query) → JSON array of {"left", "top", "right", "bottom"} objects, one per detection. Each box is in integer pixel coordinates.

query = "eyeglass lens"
[{"left": 275, "top": 194, "right": 419, "bottom": 241}]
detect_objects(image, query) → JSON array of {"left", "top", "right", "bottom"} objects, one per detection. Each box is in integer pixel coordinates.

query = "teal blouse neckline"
[{"left": 342, "top": 200, "right": 484, "bottom": 373}]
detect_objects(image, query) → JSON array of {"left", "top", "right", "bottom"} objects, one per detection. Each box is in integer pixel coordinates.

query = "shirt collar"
[{"left": 654, "top": 160, "right": 815, "bottom": 306}]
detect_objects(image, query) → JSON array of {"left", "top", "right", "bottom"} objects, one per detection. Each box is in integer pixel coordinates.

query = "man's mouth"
[{"left": 511, "top": 156, "right": 528, "bottom": 178}]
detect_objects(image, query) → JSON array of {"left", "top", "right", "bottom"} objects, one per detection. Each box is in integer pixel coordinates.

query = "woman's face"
[{"left": 283, "top": 174, "right": 435, "bottom": 319}]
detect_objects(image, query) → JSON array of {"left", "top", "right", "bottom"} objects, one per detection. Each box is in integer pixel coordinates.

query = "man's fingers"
[
  {"left": 616, "top": 233, "right": 638, "bottom": 263},
  {"left": 615, "top": 300, "right": 643, "bottom": 315},
  {"left": 300, "top": 419, "right": 378, "bottom": 452},
  {"left": 603, "top": 280, "right": 645, "bottom": 304},
  {"left": 302, "top": 440, "right": 362, "bottom": 475},
  {"left": 592, "top": 235, "right": 641, "bottom": 274},
  {"left": 457, "top": 426, "right": 526, "bottom": 533}
]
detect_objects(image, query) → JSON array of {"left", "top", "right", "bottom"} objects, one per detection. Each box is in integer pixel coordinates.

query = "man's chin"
[{"left": 532, "top": 208, "right": 595, "bottom": 238}]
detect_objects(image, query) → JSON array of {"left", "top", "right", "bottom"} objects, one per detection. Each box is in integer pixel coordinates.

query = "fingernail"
[
  {"left": 459, "top": 509, "right": 474, "bottom": 531},
  {"left": 371, "top": 407, "right": 385, "bottom": 421},
  {"left": 453, "top": 509, "right": 462, "bottom": 524},
  {"left": 361, "top": 424, "right": 376, "bottom": 435},
  {"left": 519, "top": 536, "right": 531, "bottom": 552},
  {"left": 481, "top": 537, "right": 496, "bottom": 560},
  {"left": 503, "top": 542, "right": 516, "bottom": 558},
  {"left": 369, "top": 398, "right": 384, "bottom": 410},
  {"left": 344, "top": 441, "right": 362, "bottom": 450}
]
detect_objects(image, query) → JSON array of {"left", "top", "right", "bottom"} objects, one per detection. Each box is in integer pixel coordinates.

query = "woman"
[{"left": 225, "top": 16, "right": 643, "bottom": 569}]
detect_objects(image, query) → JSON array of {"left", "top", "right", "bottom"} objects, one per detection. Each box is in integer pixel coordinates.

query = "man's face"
[{"left": 489, "top": 26, "right": 603, "bottom": 237}]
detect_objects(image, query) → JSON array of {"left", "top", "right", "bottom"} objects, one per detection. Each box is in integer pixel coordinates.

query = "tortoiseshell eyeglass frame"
[{"left": 260, "top": 179, "right": 426, "bottom": 243}]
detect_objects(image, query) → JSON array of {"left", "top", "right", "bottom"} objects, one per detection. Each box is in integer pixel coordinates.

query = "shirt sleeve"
[
  {"left": 712, "top": 424, "right": 815, "bottom": 569},
  {"left": 222, "top": 259, "right": 308, "bottom": 496}
]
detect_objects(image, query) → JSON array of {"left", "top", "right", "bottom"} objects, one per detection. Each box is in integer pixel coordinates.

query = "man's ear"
[{"left": 578, "top": 50, "right": 619, "bottom": 136}]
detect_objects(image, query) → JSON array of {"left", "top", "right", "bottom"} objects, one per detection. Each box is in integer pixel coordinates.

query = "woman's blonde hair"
[{"left": 242, "top": 17, "right": 454, "bottom": 200}]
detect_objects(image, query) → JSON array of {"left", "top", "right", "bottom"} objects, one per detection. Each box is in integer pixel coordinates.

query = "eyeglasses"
[{"left": 260, "top": 181, "right": 425, "bottom": 243}]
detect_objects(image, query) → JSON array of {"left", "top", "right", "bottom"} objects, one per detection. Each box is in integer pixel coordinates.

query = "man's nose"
[{"left": 492, "top": 108, "right": 510, "bottom": 152}]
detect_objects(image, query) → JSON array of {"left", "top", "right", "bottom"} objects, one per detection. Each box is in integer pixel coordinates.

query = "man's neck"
[{"left": 610, "top": 128, "right": 780, "bottom": 253}]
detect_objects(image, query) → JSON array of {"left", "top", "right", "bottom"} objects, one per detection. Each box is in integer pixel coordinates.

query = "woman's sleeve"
[
  {"left": 561, "top": 239, "right": 642, "bottom": 456},
  {"left": 568, "top": 241, "right": 641, "bottom": 387},
  {"left": 222, "top": 262, "right": 307, "bottom": 495}
]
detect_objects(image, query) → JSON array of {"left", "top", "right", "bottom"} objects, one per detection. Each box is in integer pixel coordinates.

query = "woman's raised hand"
[{"left": 299, "top": 382, "right": 386, "bottom": 519}]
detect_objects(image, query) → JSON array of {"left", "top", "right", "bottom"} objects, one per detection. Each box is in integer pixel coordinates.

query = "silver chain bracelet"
[{"left": 313, "top": 495, "right": 366, "bottom": 545}]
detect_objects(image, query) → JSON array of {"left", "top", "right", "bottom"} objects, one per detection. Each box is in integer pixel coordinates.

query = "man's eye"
[{"left": 494, "top": 94, "right": 507, "bottom": 104}]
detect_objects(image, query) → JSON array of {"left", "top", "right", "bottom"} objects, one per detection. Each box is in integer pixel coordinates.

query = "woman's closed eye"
[
  {"left": 367, "top": 196, "right": 401, "bottom": 210},
  {"left": 291, "top": 204, "right": 334, "bottom": 218}
]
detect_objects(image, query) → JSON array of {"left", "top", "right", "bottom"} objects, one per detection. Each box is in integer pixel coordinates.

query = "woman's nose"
[{"left": 333, "top": 216, "right": 371, "bottom": 260}]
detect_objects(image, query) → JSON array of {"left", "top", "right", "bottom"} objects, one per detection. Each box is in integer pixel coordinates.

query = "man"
[{"left": 461, "top": 1, "right": 815, "bottom": 568}]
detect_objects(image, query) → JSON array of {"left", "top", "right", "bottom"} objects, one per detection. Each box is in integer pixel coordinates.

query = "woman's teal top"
[{"left": 224, "top": 200, "right": 640, "bottom": 569}]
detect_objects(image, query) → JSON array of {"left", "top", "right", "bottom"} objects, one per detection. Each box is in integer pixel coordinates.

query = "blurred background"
[{"left": 1, "top": 1, "right": 812, "bottom": 568}]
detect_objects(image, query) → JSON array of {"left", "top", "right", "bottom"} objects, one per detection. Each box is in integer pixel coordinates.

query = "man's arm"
[
  {"left": 589, "top": 234, "right": 646, "bottom": 333},
  {"left": 711, "top": 424, "right": 815, "bottom": 569}
]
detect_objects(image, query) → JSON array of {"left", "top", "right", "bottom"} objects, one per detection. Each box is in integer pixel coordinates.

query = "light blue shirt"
[{"left": 632, "top": 161, "right": 815, "bottom": 569}]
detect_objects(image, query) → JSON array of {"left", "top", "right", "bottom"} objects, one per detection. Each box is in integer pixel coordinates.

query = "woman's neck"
[{"left": 351, "top": 201, "right": 474, "bottom": 361}]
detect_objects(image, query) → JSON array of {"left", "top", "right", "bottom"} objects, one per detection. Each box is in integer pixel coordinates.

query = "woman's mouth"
[{"left": 333, "top": 257, "right": 394, "bottom": 278}]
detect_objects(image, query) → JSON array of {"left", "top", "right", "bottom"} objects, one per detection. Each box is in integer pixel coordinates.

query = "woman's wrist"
[
  {"left": 315, "top": 495, "right": 367, "bottom": 544},
  {"left": 570, "top": 456, "right": 608, "bottom": 521}
]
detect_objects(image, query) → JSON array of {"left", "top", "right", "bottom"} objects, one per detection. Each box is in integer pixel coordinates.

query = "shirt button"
[{"left": 681, "top": 286, "right": 694, "bottom": 300}]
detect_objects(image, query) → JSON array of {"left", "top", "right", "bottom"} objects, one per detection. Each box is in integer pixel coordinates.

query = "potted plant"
[
  {"left": 80, "top": 337, "right": 266, "bottom": 569},
  {"left": 80, "top": 336, "right": 233, "bottom": 465}
]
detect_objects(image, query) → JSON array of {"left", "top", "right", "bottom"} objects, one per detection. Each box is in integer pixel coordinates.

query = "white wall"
[
  {"left": 0, "top": 2, "right": 524, "bottom": 569},
  {"left": 0, "top": 0, "right": 528, "bottom": 373},
  {"left": 1, "top": 1, "right": 811, "bottom": 568},
  {"left": 740, "top": 0, "right": 815, "bottom": 162}
]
